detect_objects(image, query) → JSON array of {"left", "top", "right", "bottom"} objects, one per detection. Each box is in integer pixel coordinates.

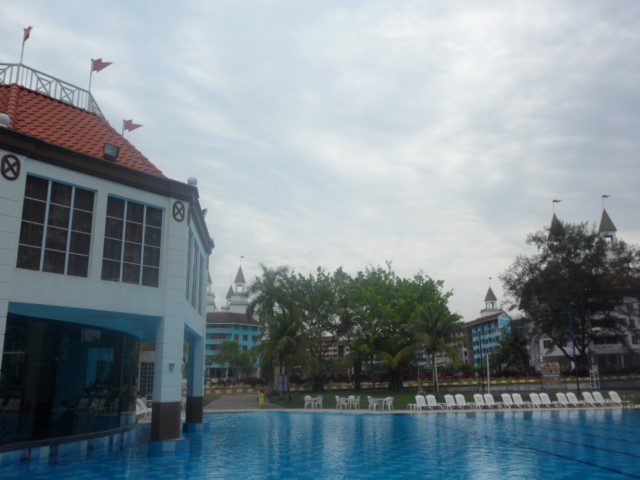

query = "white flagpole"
[
  {"left": 88, "top": 60, "right": 94, "bottom": 92},
  {"left": 19, "top": 38, "right": 26, "bottom": 64}
]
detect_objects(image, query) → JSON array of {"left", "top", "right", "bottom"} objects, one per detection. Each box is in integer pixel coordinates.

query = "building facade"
[
  {"left": 464, "top": 287, "right": 512, "bottom": 367},
  {"left": 0, "top": 64, "right": 212, "bottom": 452},
  {"left": 205, "top": 267, "right": 261, "bottom": 379}
]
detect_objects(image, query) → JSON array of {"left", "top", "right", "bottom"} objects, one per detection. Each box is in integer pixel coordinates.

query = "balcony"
[{"left": 0, "top": 63, "right": 103, "bottom": 117}]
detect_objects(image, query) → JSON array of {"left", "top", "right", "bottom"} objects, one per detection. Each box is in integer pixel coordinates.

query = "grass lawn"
[
  {"left": 268, "top": 389, "right": 639, "bottom": 409},
  {"left": 204, "top": 393, "right": 221, "bottom": 405}
]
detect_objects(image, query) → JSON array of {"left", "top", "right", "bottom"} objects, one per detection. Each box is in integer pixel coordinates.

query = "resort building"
[
  {"left": 464, "top": 287, "right": 512, "bottom": 366},
  {"left": 205, "top": 266, "right": 261, "bottom": 379},
  {"left": 529, "top": 209, "right": 640, "bottom": 373},
  {"left": 0, "top": 63, "right": 212, "bottom": 453},
  {"left": 321, "top": 336, "right": 350, "bottom": 361}
]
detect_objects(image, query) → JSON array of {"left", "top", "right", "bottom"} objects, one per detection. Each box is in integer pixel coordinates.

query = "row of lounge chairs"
[
  {"left": 408, "top": 391, "right": 630, "bottom": 410},
  {"left": 0, "top": 398, "right": 20, "bottom": 414}
]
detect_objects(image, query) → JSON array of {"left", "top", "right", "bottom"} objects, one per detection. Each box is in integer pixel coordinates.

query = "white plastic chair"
[
  {"left": 304, "top": 395, "right": 315, "bottom": 409},
  {"left": 566, "top": 392, "right": 583, "bottom": 407},
  {"left": 609, "top": 391, "right": 629, "bottom": 407},
  {"left": 512, "top": 393, "right": 528, "bottom": 408},
  {"left": 483, "top": 393, "right": 498, "bottom": 408},
  {"left": 501, "top": 393, "right": 514, "bottom": 409},
  {"left": 539, "top": 393, "right": 553, "bottom": 407},
  {"left": 314, "top": 395, "right": 324, "bottom": 409},
  {"left": 582, "top": 392, "right": 597, "bottom": 407},
  {"left": 367, "top": 396, "right": 378, "bottom": 411},
  {"left": 556, "top": 392, "right": 570, "bottom": 408},
  {"left": 426, "top": 395, "right": 441, "bottom": 410},
  {"left": 592, "top": 391, "right": 608, "bottom": 406},
  {"left": 335, "top": 396, "right": 348, "bottom": 410},
  {"left": 444, "top": 394, "right": 456, "bottom": 410},
  {"left": 454, "top": 394, "right": 469, "bottom": 409},
  {"left": 473, "top": 393, "right": 486, "bottom": 409},
  {"left": 383, "top": 397, "right": 394, "bottom": 410},
  {"left": 530, "top": 393, "right": 542, "bottom": 408}
]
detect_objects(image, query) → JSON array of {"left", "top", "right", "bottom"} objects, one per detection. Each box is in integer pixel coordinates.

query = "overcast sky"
[{"left": 2, "top": 1, "right": 639, "bottom": 321}]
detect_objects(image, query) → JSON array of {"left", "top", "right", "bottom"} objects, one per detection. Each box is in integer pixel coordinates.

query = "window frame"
[
  {"left": 101, "top": 195, "right": 163, "bottom": 287},
  {"left": 17, "top": 174, "right": 96, "bottom": 277}
]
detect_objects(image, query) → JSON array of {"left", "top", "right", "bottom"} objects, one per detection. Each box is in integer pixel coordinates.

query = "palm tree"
[
  {"left": 492, "top": 321, "right": 531, "bottom": 371},
  {"left": 409, "top": 301, "right": 463, "bottom": 393}
]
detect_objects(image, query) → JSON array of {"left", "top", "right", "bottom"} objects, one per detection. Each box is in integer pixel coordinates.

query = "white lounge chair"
[
  {"left": 539, "top": 393, "right": 553, "bottom": 408},
  {"left": 512, "top": 393, "right": 528, "bottom": 408},
  {"left": 135, "top": 398, "right": 151, "bottom": 418},
  {"left": 501, "top": 393, "right": 514, "bottom": 409},
  {"left": 473, "top": 393, "right": 487, "bottom": 409},
  {"left": 592, "top": 391, "right": 609, "bottom": 406},
  {"left": 609, "top": 391, "right": 630, "bottom": 407},
  {"left": 426, "top": 395, "right": 441, "bottom": 410},
  {"left": 444, "top": 394, "right": 457, "bottom": 410},
  {"left": 566, "top": 392, "right": 583, "bottom": 407},
  {"left": 582, "top": 392, "right": 597, "bottom": 407},
  {"left": 409, "top": 395, "right": 427, "bottom": 411},
  {"left": 483, "top": 393, "right": 499, "bottom": 409},
  {"left": 335, "top": 396, "right": 348, "bottom": 410},
  {"left": 454, "top": 394, "right": 470, "bottom": 409},
  {"left": 556, "top": 392, "right": 570, "bottom": 408},
  {"left": 529, "top": 393, "right": 542, "bottom": 408},
  {"left": 408, "top": 395, "right": 421, "bottom": 410}
]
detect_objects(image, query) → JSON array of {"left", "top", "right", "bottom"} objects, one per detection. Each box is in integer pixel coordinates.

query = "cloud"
[{"left": 2, "top": 0, "right": 640, "bottom": 320}]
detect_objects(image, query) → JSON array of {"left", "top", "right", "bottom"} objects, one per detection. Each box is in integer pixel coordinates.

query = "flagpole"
[
  {"left": 19, "top": 38, "right": 26, "bottom": 64},
  {"left": 88, "top": 60, "right": 93, "bottom": 92}
]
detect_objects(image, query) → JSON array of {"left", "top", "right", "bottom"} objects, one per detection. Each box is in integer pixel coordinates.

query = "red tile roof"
[{"left": 0, "top": 84, "right": 164, "bottom": 177}]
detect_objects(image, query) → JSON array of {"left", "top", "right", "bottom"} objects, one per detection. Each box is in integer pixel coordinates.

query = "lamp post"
[{"left": 486, "top": 350, "right": 491, "bottom": 394}]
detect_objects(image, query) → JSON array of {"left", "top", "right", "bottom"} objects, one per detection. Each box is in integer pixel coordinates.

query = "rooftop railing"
[{"left": 0, "top": 63, "right": 103, "bottom": 118}]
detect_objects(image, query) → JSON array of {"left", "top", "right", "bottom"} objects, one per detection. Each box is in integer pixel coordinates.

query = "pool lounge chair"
[
  {"left": 483, "top": 394, "right": 499, "bottom": 409},
  {"left": 426, "top": 395, "right": 441, "bottom": 410},
  {"left": 511, "top": 393, "right": 529, "bottom": 408},
  {"left": 473, "top": 393, "right": 487, "bottom": 409},
  {"left": 609, "top": 391, "right": 630, "bottom": 407},
  {"left": 566, "top": 392, "right": 584, "bottom": 407},
  {"left": 135, "top": 398, "right": 151, "bottom": 418},
  {"left": 408, "top": 395, "right": 422, "bottom": 411},
  {"left": 556, "top": 392, "right": 570, "bottom": 408},
  {"left": 501, "top": 393, "right": 514, "bottom": 409},
  {"left": 529, "top": 393, "right": 542, "bottom": 408},
  {"left": 444, "top": 394, "right": 457, "bottom": 410},
  {"left": 454, "top": 394, "right": 470, "bottom": 409},
  {"left": 582, "top": 392, "right": 597, "bottom": 407},
  {"left": 592, "top": 391, "right": 610, "bottom": 406},
  {"left": 539, "top": 393, "right": 553, "bottom": 408},
  {"left": 416, "top": 395, "right": 427, "bottom": 410}
]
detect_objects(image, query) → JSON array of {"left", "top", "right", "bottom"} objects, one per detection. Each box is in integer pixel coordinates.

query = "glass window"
[
  {"left": 16, "top": 175, "right": 94, "bottom": 277},
  {"left": 101, "top": 197, "right": 162, "bottom": 287}
]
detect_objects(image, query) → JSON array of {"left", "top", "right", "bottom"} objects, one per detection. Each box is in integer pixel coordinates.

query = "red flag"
[
  {"left": 602, "top": 194, "right": 611, "bottom": 199},
  {"left": 23, "top": 26, "right": 33, "bottom": 42},
  {"left": 91, "top": 58, "right": 113, "bottom": 72},
  {"left": 123, "top": 119, "right": 142, "bottom": 132},
  {"left": 552, "top": 199, "right": 562, "bottom": 203}
]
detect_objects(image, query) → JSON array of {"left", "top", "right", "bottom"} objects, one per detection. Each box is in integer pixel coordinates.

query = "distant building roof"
[
  {"left": 234, "top": 266, "right": 246, "bottom": 285},
  {"left": 206, "top": 311, "right": 260, "bottom": 326},
  {"left": 225, "top": 285, "right": 234, "bottom": 300},
  {"left": 598, "top": 209, "right": 617, "bottom": 233},
  {"left": 0, "top": 83, "right": 164, "bottom": 177},
  {"left": 549, "top": 212, "right": 564, "bottom": 240},
  {"left": 484, "top": 287, "right": 497, "bottom": 302},
  {"left": 465, "top": 310, "right": 509, "bottom": 328}
]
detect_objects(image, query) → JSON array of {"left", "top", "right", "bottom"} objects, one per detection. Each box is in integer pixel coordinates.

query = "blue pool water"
[{"left": 3, "top": 409, "right": 640, "bottom": 479}]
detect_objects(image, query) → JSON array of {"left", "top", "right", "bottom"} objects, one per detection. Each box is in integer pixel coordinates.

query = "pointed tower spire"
[
  {"left": 484, "top": 287, "right": 497, "bottom": 303},
  {"left": 598, "top": 209, "right": 617, "bottom": 234},
  {"left": 226, "top": 285, "right": 234, "bottom": 300},
  {"left": 549, "top": 212, "right": 564, "bottom": 240},
  {"left": 234, "top": 266, "right": 246, "bottom": 285}
]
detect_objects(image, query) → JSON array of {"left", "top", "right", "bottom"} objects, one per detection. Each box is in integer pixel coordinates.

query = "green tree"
[
  {"left": 409, "top": 299, "right": 463, "bottom": 393},
  {"left": 212, "top": 340, "right": 254, "bottom": 378},
  {"left": 491, "top": 321, "right": 531, "bottom": 371},
  {"left": 501, "top": 221, "right": 640, "bottom": 369}
]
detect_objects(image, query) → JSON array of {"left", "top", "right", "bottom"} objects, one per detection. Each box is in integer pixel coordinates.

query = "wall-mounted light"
[{"left": 103, "top": 143, "right": 120, "bottom": 162}]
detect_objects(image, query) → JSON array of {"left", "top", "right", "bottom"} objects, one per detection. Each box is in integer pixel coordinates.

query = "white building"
[{"left": 0, "top": 64, "right": 212, "bottom": 454}]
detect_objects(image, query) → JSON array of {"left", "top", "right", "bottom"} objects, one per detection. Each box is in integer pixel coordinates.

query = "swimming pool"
[{"left": 3, "top": 409, "right": 640, "bottom": 479}]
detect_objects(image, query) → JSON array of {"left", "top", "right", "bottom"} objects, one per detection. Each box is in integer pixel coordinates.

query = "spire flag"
[
  {"left": 88, "top": 58, "right": 113, "bottom": 92},
  {"left": 122, "top": 119, "right": 142, "bottom": 135},
  {"left": 20, "top": 26, "right": 33, "bottom": 63},
  {"left": 601, "top": 194, "right": 611, "bottom": 208}
]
